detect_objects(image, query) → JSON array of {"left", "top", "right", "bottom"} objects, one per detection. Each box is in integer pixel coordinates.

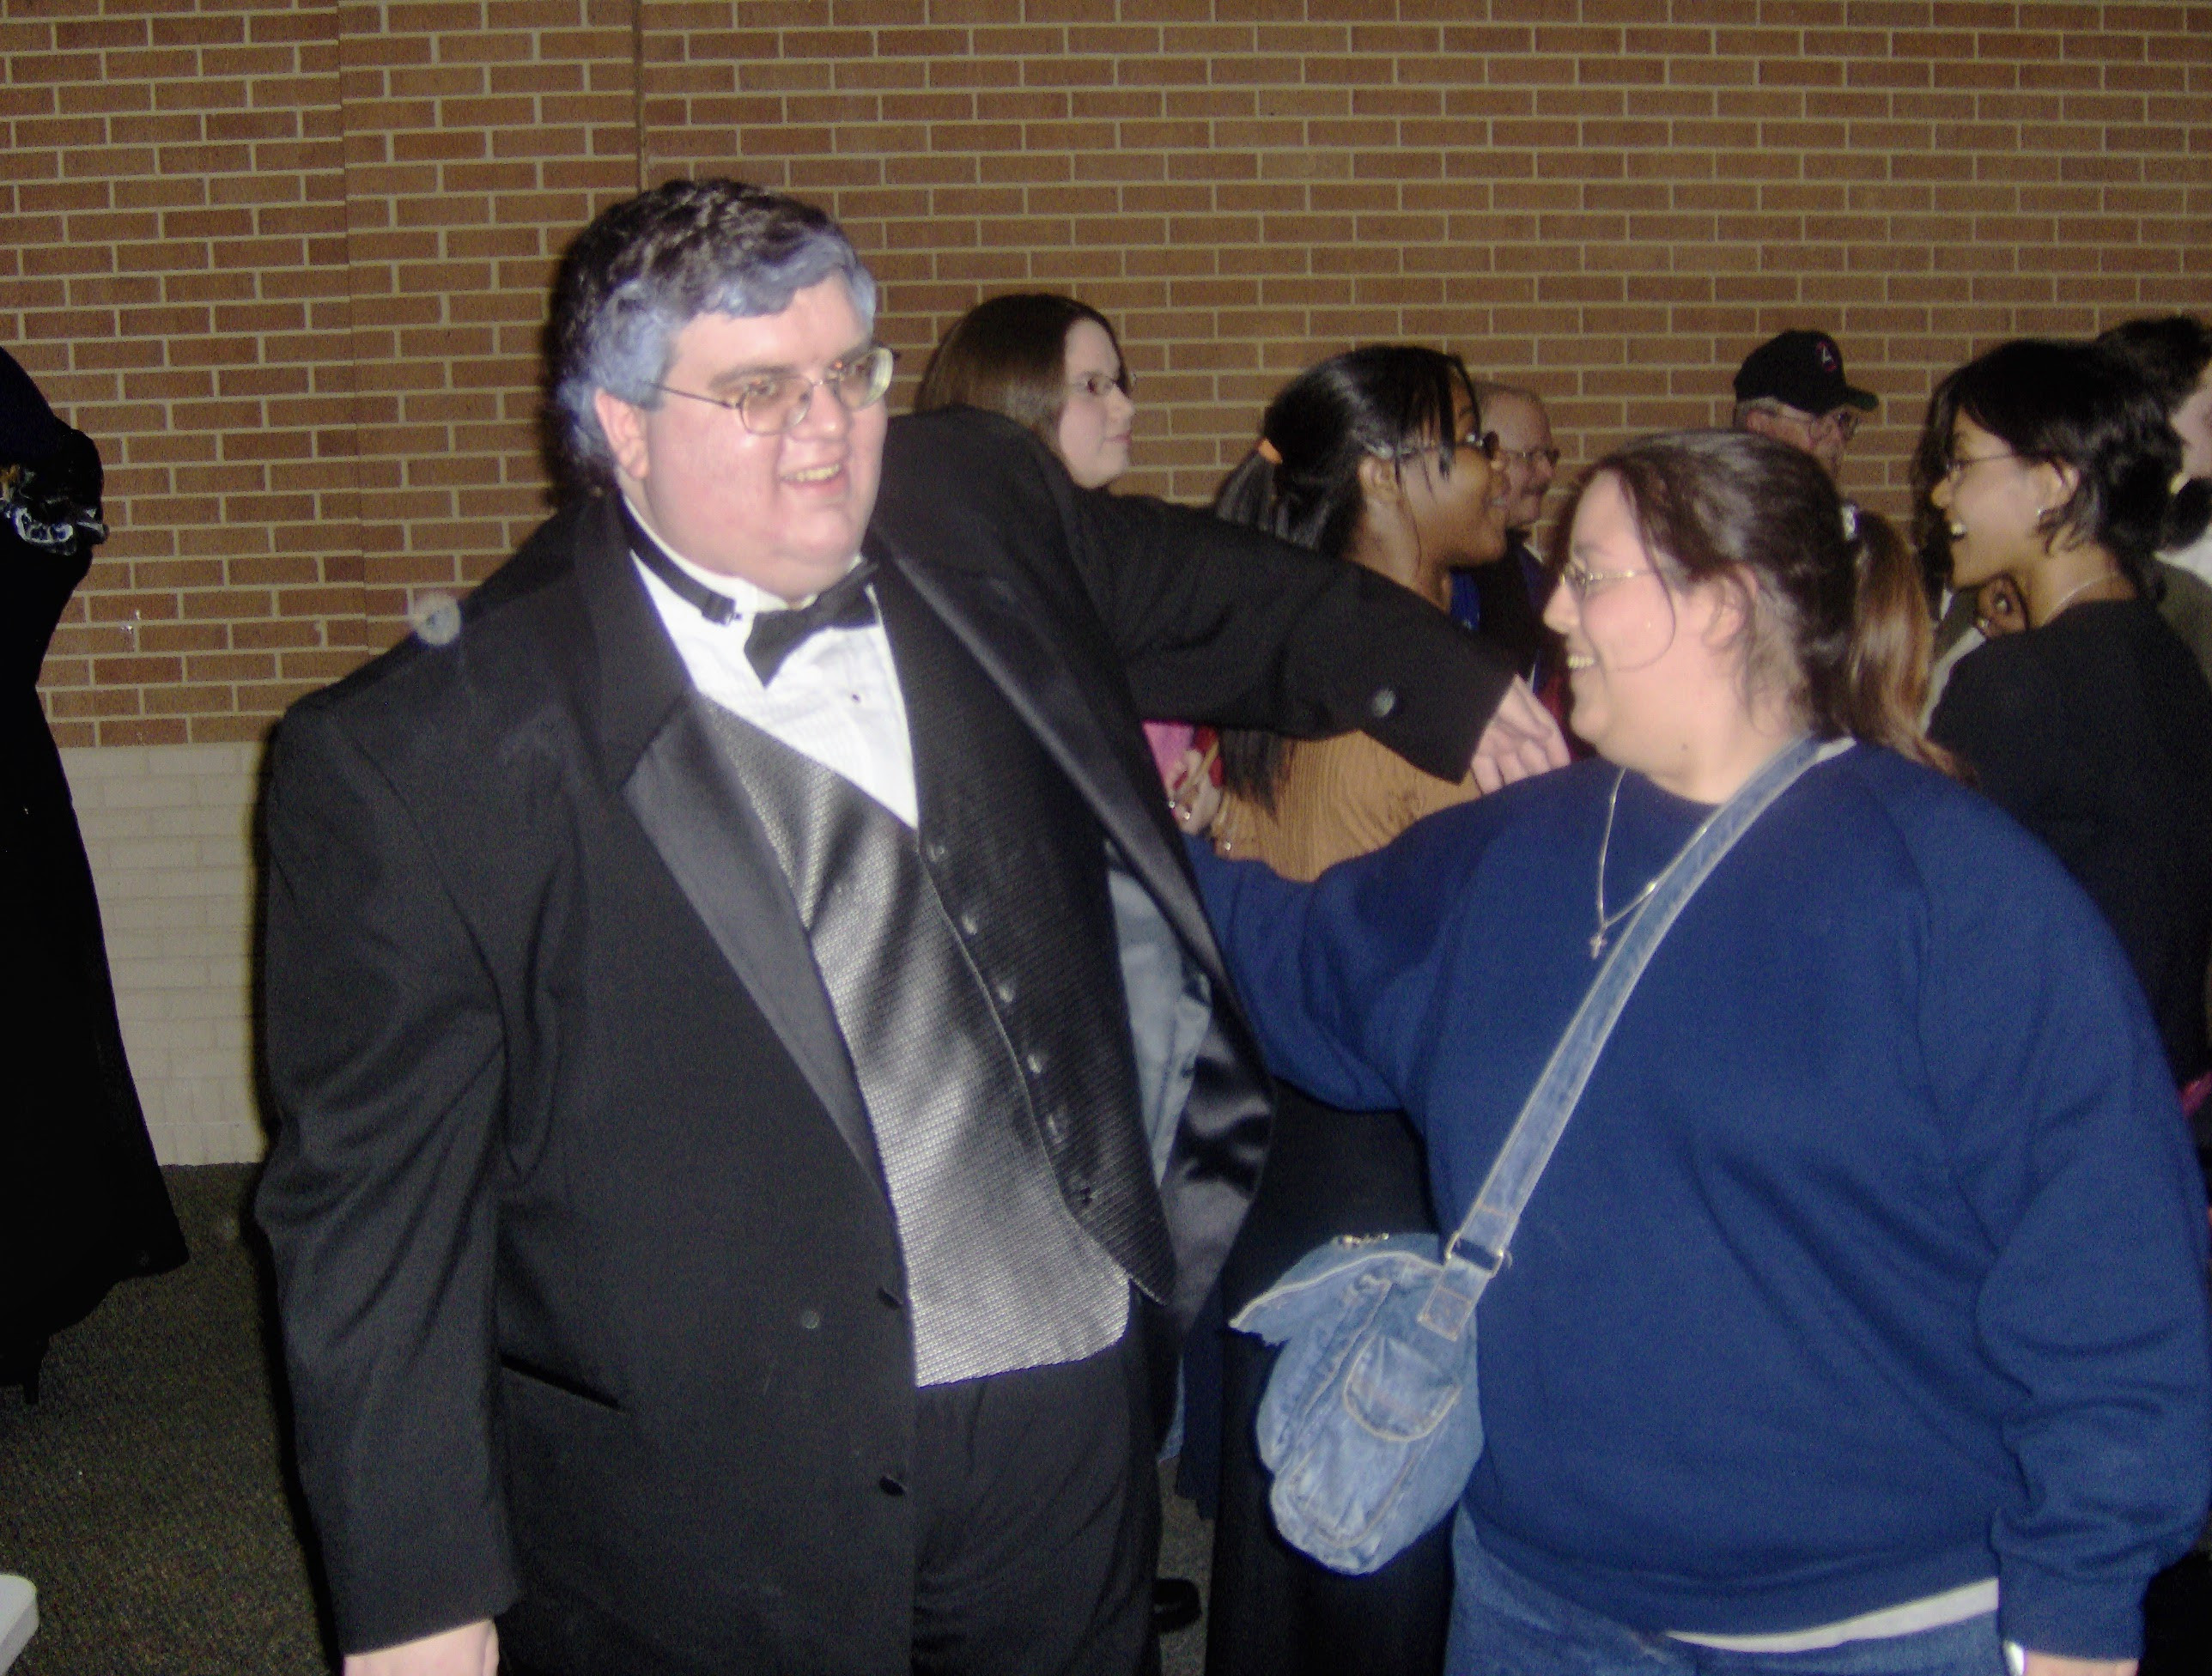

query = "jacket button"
[
  {"left": 995, "top": 978, "right": 1017, "bottom": 1005},
  {"left": 925, "top": 839, "right": 947, "bottom": 865},
  {"left": 798, "top": 1309, "right": 822, "bottom": 1331},
  {"left": 1368, "top": 687, "right": 1398, "bottom": 719},
  {"left": 958, "top": 909, "right": 980, "bottom": 937},
  {"left": 1043, "top": 1111, "right": 1067, "bottom": 1143},
  {"left": 1024, "top": 1049, "right": 1046, "bottom": 1076},
  {"left": 880, "top": 1474, "right": 907, "bottom": 1496}
]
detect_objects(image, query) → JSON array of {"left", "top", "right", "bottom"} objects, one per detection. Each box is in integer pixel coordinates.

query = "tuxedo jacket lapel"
[
  {"left": 623, "top": 701, "right": 885, "bottom": 1198},
  {"left": 571, "top": 496, "right": 885, "bottom": 1200},
  {"left": 876, "top": 530, "right": 1273, "bottom": 1327}
]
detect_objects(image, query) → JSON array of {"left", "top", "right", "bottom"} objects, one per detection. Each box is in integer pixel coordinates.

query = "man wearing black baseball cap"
[{"left": 1730, "top": 328, "right": 1878, "bottom": 478}]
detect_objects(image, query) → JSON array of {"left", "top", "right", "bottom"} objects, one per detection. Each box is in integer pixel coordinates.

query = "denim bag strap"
[{"left": 1442, "top": 734, "right": 1850, "bottom": 1284}]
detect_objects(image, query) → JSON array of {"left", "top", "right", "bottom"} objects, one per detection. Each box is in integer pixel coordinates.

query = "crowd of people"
[
  {"left": 250, "top": 176, "right": 2210, "bottom": 1676},
  {"left": 911, "top": 283, "right": 2212, "bottom": 1676}
]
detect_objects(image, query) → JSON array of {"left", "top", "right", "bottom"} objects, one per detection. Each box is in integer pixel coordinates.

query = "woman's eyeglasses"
[
  {"left": 1940, "top": 449, "right": 2020, "bottom": 482},
  {"left": 1394, "top": 431, "right": 1500, "bottom": 465},
  {"left": 651, "top": 345, "right": 899, "bottom": 435},
  {"left": 1496, "top": 444, "right": 1563, "bottom": 470},
  {"left": 1066, "top": 371, "right": 1133, "bottom": 400},
  {"left": 1555, "top": 562, "right": 1659, "bottom": 600}
]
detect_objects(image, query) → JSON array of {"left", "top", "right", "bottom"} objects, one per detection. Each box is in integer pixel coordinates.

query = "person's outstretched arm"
[
  {"left": 1184, "top": 801, "right": 1498, "bottom": 1115},
  {"left": 878, "top": 408, "right": 1568, "bottom": 788}
]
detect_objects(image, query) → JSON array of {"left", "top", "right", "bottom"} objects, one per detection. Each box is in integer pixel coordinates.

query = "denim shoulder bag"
[{"left": 1230, "top": 737, "right": 1849, "bottom": 1575}]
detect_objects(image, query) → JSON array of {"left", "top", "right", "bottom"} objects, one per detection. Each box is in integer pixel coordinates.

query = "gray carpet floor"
[
  {"left": 12, "top": 1166, "right": 2196, "bottom": 1676},
  {"left": 0, "top": 1165, "right": 1214, "bottom": 1676},
  {"left": 0, "top": 1167, "right": 326, "bottom": 1674}
]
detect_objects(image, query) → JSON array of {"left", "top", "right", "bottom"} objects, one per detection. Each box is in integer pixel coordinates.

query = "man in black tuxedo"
[{"left": 257, "top": 180, "right": 1563, "bottom": 1676}]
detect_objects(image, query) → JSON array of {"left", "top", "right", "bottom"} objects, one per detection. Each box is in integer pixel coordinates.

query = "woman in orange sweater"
[{"left": 1200, "top": 345, "right": 1512, "bottom": 1676}]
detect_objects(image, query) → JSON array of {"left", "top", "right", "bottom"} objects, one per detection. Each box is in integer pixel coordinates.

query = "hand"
[
  {"left": 1468, "top": 677, "right": 1570, "bottom": 793},
  {"left": 1169, "top": 746, "right": 1224, "bottom": 835},
  {"left": 2021, "top": 1655, "right": 2135, "bottom": 1676},
  {"left": 1976, "top": 575, "right": 2027, "bottom": 639},
  {"left": 344, "top": 1619, "right": 498, "bottom": 1676}
]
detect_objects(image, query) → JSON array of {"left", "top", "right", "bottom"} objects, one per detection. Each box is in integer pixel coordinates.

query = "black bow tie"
[
  {"left": 621, "top": 500, "right": 878, "bottom": 683},
  {"left": 742, "top": 560, "right": 879, "bottom": 683}
]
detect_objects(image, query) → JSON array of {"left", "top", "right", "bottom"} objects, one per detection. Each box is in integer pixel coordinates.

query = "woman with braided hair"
[{"left": 1198, "top": 345, "right": 1513, "bottom": 1676}]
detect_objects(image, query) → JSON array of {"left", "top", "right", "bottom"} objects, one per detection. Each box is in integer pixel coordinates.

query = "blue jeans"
[{"left": 1447, "top": 1513, "right": 2008, "bottom": 1676}]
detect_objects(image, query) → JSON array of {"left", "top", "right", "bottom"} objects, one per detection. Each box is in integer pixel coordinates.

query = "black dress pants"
[
  {"left": 911, "top": 1317, "right": 1162, "bottom": 1676},
  {"left": 502, "top": 1322, "right": 1161, "bottom": 1676},
  {"left": 1203, "top": 1086, "right": 1452, "bottom": 1676}
]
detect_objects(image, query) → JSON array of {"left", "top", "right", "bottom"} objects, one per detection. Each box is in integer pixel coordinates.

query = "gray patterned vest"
[{"left": 696, "top": 564, "right": 1173, "bottom": 1384}]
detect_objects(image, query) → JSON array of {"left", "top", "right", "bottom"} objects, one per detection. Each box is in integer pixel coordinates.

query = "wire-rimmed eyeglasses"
[
  {"left": 1393, "top": 430, "right": 1502, "bottom": 466},
  {"left": 1940, "top": 449, "right": 2020, "bottom": 482},
  {"left": 651, "top": 345, "right": 899, "bottom": 435},
  {"left": 1748, "top": 402, "right": 1860, "bottom": 444},
  {"left": 1555, "top": 562, "right": 1661, "bottom": 600},
  {"left": 1066, "top": 370, "right": 1133, "bottom": 401},
  {"left": 1496, "top": 444, "right": 1563, "bottom": 470}
]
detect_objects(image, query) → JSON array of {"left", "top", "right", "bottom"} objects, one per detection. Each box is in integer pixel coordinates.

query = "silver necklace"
[
  {"left": 2035, "top": 568, "right": 2119, "bottom": 625},
  {"left": 1589, "top": 768, "right": 1725, "bottom": 960}
]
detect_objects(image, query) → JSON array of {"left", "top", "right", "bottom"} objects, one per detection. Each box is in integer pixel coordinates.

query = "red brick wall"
[
  {"left": 337, "top": 0, "right": 637, "bottom": 634},
  {"left": 7, "top": 0, "right": 356, "bottom": 743},
  {"left": 9, "top": 0, "right": 2208, "bottom": 745}
]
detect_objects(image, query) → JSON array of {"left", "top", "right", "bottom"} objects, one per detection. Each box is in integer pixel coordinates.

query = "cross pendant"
[{"left": 1589, "top": 929, "right": 1607, "bottom": 960}]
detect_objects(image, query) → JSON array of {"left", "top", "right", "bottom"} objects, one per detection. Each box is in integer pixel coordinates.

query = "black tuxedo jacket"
[{"left": 257, "top": 408, "right": 1508, "bottom": 1672}]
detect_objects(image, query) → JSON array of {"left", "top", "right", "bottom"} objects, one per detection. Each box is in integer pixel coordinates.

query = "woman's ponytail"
[{"left": 1839, "top": 506, "right": 1962, "bottom": 778}]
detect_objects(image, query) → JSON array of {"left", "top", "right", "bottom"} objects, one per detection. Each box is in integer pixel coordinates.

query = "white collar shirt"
[{"left": 635, "top": 543, "right": 919, "bottom": 829}]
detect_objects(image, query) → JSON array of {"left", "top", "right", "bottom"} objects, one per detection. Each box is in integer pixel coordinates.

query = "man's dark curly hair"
[{"left": 546, "top": 179, "right": 877, "bottom": 483}]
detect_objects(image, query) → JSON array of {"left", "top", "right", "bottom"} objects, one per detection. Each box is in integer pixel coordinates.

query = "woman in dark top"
[
  {"left": 1922, "top": 339, "right": 2212, "bottom": 1097},
  {"left": 2, "top": 345, "right": 186, "bottom": 1398}
]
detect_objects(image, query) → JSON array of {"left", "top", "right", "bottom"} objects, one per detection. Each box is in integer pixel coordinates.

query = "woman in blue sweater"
[{"left": 1192, "top": 430, "right": 2211, "bottom": 1676}]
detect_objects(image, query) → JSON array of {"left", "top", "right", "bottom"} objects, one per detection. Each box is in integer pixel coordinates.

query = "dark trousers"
[
  {"left": 502, "top": 1322, "right": 1162, "bottom": 1676},
  {"left": 1202, "top": 1087, "right": 1452, "bottom": 1676},
  {"left": 911, "top": 1318, "right": 1163, "bottom": 1676}
]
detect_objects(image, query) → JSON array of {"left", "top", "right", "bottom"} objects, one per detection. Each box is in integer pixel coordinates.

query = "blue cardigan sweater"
[{"left": 1191, "top": 746, "right": 2211, "bottom": 1659}]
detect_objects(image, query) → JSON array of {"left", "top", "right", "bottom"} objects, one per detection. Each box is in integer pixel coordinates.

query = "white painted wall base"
[{"left": 60, "top": 743, "right": 266, "bottom": 1166}]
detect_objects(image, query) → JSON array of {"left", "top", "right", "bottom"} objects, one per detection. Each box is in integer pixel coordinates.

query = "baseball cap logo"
[{"left": 1732, "top": 328, "right": 1878, "bottom": 415}]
